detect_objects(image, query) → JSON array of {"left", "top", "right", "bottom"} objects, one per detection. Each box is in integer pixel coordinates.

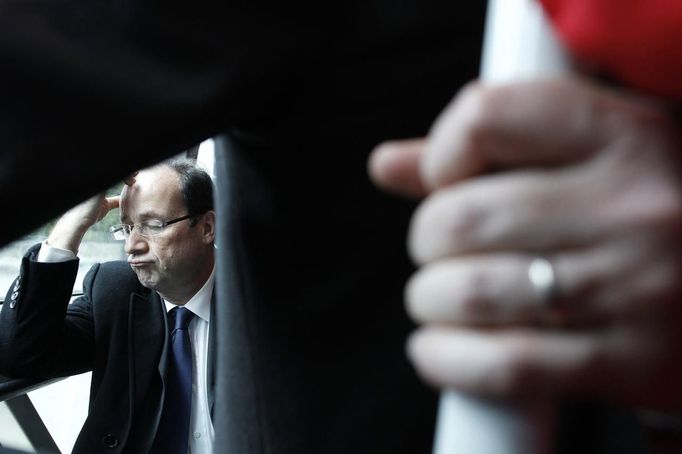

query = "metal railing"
[{"left": 0, "top": 374, "right": 64, "bottom": 453}]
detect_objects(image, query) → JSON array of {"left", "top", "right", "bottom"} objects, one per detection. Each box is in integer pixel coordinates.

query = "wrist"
[
  {"left": 46, "top": 217, "right": 90, "bottom": 254},
  {"left": 39, "top": 240, "right": 78, "bottom": 262}
]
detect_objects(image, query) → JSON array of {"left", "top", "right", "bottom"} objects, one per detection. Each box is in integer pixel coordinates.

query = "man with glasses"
[{"left": 0, "top": 158, "right": 217, "bottom": 454}]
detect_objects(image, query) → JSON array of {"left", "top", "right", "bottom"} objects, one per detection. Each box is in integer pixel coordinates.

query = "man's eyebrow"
[
  {"left": 120, "top": 211, "right": 160, "bottom": 223},
  {"left": 137, "top": 212, "right": 159, "bottom": 219}
]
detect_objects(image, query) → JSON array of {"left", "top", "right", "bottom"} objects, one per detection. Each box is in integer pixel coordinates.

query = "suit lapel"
[
  {"left": 129, "top": 291, "right": 167, "bottom": 421},
  {"left": 128, "top": 285, "right": 216, "bottom": 426}
]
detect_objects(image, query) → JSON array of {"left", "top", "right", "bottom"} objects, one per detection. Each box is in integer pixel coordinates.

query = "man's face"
[{"left": 119, "top": 166, "right": 214, "bottom": 303}]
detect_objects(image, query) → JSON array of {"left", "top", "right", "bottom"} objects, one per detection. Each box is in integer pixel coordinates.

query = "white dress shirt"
[
  {"left": 38, "top": 241, "right": 215, "bottom": 454},
  {"left": 163, "top": 268, "right": 215, "bottom": 454}
]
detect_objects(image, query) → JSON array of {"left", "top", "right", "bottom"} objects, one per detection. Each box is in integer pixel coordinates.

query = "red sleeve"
[{"left": 539, "top": 0, "right": 682, "bottom": 100}]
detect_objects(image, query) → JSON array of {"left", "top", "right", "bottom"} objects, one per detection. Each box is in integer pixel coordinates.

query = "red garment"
[{"left": 539, "top": 0, "right": 682, "bottom": 100}]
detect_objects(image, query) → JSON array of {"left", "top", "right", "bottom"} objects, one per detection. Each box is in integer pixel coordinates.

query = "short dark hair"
[{"left": 166, "top": 158, "right": 214, "bottom": 223}]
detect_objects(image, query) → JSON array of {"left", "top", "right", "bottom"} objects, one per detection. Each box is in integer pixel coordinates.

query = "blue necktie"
[{"left": 153, "top": 306, "right": 194, "bottom": 454}]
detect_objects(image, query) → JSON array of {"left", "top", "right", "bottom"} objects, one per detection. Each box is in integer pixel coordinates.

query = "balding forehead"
[
  {"left": 120, "top": 165, "right": 183, "bottom": 219},
  {"left": 137, "top": 164, "right": 176, "bottom": 183}
]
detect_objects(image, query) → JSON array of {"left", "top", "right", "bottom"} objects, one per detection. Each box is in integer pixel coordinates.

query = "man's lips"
[{"left": 128, "top": 260, "right": 153, "bottom": 267}]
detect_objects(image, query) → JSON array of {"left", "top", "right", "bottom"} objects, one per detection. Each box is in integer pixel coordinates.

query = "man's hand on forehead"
[{"left": 124, "top": 171, "right": 139, "bottom": 186}]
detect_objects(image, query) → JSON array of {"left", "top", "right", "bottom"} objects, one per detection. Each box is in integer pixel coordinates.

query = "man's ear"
[{"left": 200, "top": 210, "right": 217, "bottom": 244}]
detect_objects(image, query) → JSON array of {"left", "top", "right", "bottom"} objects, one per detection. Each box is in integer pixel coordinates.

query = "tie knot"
[{"left": 171, "top": 306, "right": 194, "bottom": 332}]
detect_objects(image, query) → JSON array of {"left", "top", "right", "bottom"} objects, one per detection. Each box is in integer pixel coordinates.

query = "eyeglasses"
[{"left": 110, "top": 214, "right": 193, "bottom": 241}]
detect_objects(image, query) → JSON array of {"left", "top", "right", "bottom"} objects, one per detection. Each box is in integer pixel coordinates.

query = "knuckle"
[
  {"left": 409, "top": 191, "right": 487, "bottom": 262},
  {"left": 457, "top": 270, "right": 494, "bottom": 321},
  {"left": 634, "top": 254, "right": 682, "bottom": 309},
  {"left": 644, "top": 184, "right": 682, "bottom": 229},
  {"left": 441, "top": 81, "right": 498, "bottom": 148},
  {"left": 459, "top": 85, "right": 499, "bottom": 147},
  {"left": 619, "top": 162, "right": 682, "bottom": 230},
  {"left": 598, "top": 145, "right": 682, "bottom": 234},
  {"left": 487, "top": 338, "right": 538, "bottom": 395}
]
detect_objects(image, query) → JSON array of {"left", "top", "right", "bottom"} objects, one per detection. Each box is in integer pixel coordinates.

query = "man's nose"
[{"left": 124, "top": 228, "right": 148, "bottom": 254}]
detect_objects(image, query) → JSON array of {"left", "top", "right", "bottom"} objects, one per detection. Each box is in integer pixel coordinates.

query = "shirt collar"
[{"left": 163, "top": 265, "right": 215, "bottom": 322}]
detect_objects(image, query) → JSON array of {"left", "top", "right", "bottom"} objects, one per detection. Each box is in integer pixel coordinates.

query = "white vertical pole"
[
  {"left": 480, "top": 0, "right": 569, "bottom": 83},
  {"left": 432, "top": 1, "right": 568, "bottom": 453}
]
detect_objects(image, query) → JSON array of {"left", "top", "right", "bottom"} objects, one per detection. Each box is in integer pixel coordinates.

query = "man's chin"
[
  {"left": 139, "top": 281, "right": 157, "bottom": 290},
  {"left": 133, "top": 271, "right": 158, "bottom": 290}
]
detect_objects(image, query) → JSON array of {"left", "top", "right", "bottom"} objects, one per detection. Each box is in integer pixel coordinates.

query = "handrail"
[
  {"left": 1, "top": 377, "right": 64, "bottom": 453},
  {"left": 0, "top": 375, "right": 66, "bottom": 403}
]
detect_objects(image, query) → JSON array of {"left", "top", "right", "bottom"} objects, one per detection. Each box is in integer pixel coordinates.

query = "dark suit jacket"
[{"left": 0, "top": 244, "right": 216, "bottom": 453}]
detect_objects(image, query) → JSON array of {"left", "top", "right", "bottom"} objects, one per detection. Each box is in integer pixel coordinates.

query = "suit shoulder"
[{"left": 89, "top": 261, "right": 143, "bottom": 293}]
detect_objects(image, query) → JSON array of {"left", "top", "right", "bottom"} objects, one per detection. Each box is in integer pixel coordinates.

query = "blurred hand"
[{"left": 369, "top": 76, "right": 682, "bottom": 409}]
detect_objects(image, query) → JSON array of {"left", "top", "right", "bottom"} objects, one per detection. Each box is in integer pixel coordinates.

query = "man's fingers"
[
  {"left": 368, "top": 138, "right": 428, "bottom": 199},
  {"left": 406, "top": 326, "right": 638, "bottom": 401},
  {"left": 407, "top": 326, "right": 600, "bottom": 398},
  {"left": 408, "top": 168, "right": 606, "bottom": 263},
  {"left": 123, "top": 171, "right": 138, "bottom": 186},
  {"left": 407, "top": 324, "right": 682, "bottom": 407},
  {"left": 420, "top": 77, "right": 630, "bottom": 191},
  {"left": 406, "top": 255, "right": 543, "bottom": 326},
  {"left": 105, "top": 196, "right": 120, "bottom": 211},
  {"left": 406, "top": 232, "right": 681, "bottom": 327}
]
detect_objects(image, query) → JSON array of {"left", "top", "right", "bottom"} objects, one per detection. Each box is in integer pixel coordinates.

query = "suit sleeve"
[{"left": 0, "top": 244, "right": 96, "bottom": 379}]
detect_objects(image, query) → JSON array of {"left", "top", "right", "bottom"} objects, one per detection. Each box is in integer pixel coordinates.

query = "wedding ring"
[{"left": 528, "top": 257, "right": 559, "bottom": 310}]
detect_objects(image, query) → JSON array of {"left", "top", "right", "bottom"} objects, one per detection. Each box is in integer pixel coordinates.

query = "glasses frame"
[{"left": 110, "top": 214, "right": 194, "bottom": 241}]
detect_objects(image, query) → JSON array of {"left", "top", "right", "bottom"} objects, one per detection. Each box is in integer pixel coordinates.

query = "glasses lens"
[
  {"left": 110, "top": 225, "right": 128, "bottom": 241},
  {"left": 139, "top": 221, "right": 164, "bottom": 237}
]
